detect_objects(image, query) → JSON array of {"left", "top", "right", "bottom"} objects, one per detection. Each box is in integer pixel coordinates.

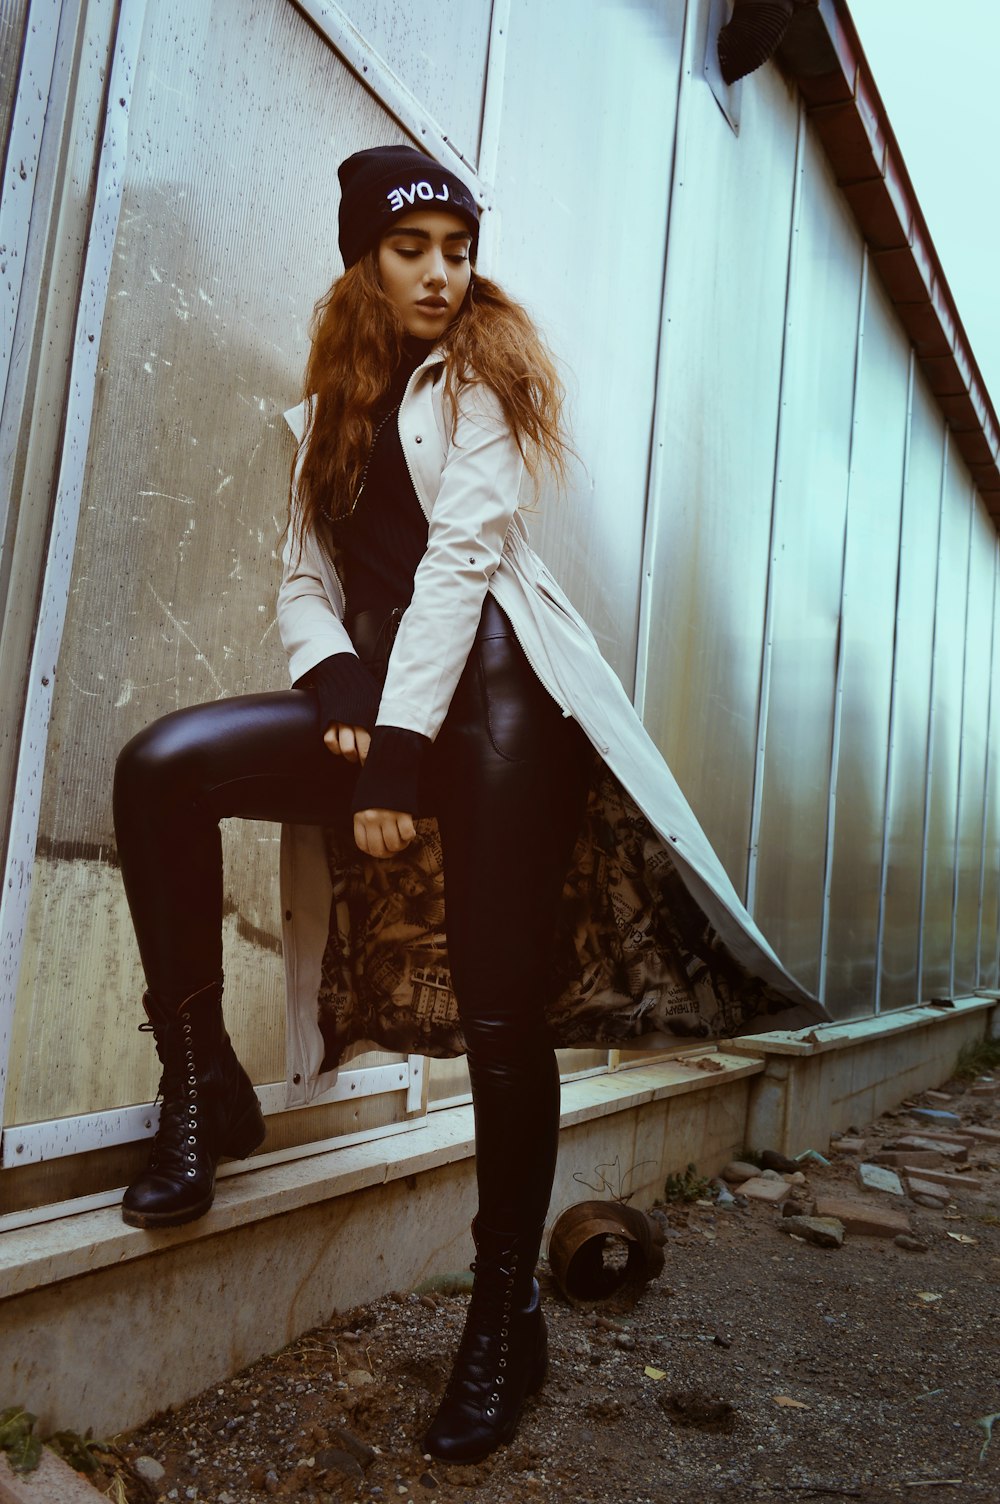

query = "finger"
[
  {"left": 339, "top": 726, "right": 359, "bottom": 764},
  {"left": 355, "top": 728, "right": 372, "bottom": 765},
  {"left": 397, "top": 813, "right": 416, "bottom": 847},
  {"left": 323, "top": 724, "right": 343, "bottom": 755},
  {"left": 354, "top": 811, "right": 388, "bottom": 859}
]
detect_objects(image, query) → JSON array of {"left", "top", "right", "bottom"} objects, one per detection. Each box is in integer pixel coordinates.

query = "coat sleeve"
[{"left": 376, "top": 381, "right": 526, "bottom": 739}]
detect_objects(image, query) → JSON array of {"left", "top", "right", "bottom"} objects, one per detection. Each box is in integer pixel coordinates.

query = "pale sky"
[{"left": 848, "top": 0, "right": 1000, "bottom": 409}]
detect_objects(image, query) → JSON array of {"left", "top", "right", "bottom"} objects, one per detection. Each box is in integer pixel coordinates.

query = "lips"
[{"left": 417, "top": 297, "right": 448, "bottom": 311}]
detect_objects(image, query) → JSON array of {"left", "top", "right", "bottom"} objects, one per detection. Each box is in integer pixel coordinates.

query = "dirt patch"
[{"left": 107, "top": 1075, "right": 1000, "bottom": 1504}]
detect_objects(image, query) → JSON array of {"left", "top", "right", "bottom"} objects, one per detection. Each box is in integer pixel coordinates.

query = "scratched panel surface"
[
  {"left": 879, "top": 374, "right": 944, "bottom": 1010},
  {"left": 638, "top": 0, "right": 797, "bottom": 892},
  {"left": 0, "top": 0, "right": 29, "bottom": 168},
  {"left": 7, "top": 0, "right": 417, "bottom": 1127},
  {"left": 334, "top": 0, "right": 492, "bottom": 167}
]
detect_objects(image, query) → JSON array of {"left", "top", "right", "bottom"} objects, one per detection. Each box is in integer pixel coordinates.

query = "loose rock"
[
  {"left": 316, "top": 1448, "right": 364, "bottom": 1480},
  {"left": 760, "top": 1149, "right": 799, "bottom": 1173},
  {"left": 722, "top": 1161, "right": 760, "bottom": 1183},
  {"left": 857, "top": 1162, "right": 904, "bottom": 1196},
  {"left": 739, "top": 1177, "right": 791, "bottom": 1204},
  {"left": 894, "top": 1234, "right": 929, "bottom": 1253},
  {"left": 813, "top": 1195, "right": 911, "bottom": 1238},
  {"left": 777, "top": 1215, "right": 845, "bottom": 1249},
  {"left": 135, "top": 1457, "right": 166, "bottom": 1483}
]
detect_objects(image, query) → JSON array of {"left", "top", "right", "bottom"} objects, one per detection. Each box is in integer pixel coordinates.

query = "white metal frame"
[
  {"left": 0, "top": 0, "right": 60, "bottom": 425},
  {"left": 290, "top": 0, "right": 492, "bottom": 192},
  {"left": 1, "top": 1055, "right": 425, "bottom": 1167}
]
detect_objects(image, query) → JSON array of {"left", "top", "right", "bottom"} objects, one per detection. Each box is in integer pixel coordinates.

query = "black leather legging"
[{"left": 113, "top": 599, "right": 592, "bottom": 1234}]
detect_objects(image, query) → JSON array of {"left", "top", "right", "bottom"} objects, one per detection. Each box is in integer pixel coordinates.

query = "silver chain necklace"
[{"left": 350, "top": 401, "right": 402, "bottom": 513}]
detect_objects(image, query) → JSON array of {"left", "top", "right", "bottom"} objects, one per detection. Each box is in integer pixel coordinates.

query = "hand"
[
  {"left": 354, "top": 808, "right": 417, "bottom": 859},
  {"left": 323, "top": 722, "right": 371, "bottom": 764}
]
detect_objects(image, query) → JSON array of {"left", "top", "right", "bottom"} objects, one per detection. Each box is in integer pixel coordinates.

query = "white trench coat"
[{"left": 277, "top": 352, "right": 827, "bottom": 1107}]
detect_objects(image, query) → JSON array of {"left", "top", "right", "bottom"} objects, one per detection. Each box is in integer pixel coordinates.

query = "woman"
[{"left": 114, "top": 144, "right": 825, "bottom": 1464}]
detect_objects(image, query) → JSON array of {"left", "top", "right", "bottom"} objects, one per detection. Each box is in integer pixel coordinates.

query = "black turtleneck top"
[{"left": 294, "top": 338, "right": 436, "bottom": 815}]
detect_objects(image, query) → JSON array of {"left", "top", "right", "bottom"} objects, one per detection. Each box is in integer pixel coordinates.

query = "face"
[{"left": 377, "top": 210, "right": 472, "bottom": 337}]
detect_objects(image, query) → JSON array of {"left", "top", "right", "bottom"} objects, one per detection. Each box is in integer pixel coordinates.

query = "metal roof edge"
[{"left": 776, "top": 0, "right": 1000, "bottom": 510}]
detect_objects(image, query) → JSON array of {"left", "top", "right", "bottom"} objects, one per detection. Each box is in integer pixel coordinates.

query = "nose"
[{"left": 423, "top": 248, "right": 448, "bottom": 288}]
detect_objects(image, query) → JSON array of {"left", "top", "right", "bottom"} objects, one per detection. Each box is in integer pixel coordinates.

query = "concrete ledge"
[
  {"left": 728, "top": 995, "right": 994, "bottom": 1058},
  {"left": 0, "top": 1054, "right": 761, "bottom": 1437},
  {"left": 3, "top": 997, "right": 994, "bottom": 1440},
  {"left": 739, "top": 997, "right": 996, "bottom": 1155}
]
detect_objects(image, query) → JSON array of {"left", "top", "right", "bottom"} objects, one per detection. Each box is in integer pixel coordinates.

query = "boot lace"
[
  {"left": 450, "top": 1252, "right": 519, "bottom": 1418},
  {"left": 138, "top": 1009, "right": 201, "bottom": 1178}
]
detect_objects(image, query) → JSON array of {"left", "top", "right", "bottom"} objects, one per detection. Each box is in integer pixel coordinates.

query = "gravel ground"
[{"left": 100, "top": 1071, "right": 1000, "bottom": 1504}]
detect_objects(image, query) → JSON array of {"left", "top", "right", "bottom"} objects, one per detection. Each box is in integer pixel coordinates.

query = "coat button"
[{"left": 414, "top": 435, "right": 423, "bottom": 443}]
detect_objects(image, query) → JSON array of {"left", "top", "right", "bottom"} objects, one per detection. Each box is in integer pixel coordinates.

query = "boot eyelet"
[
  {"left": 187, "top": 1152, "right": 196, "bottom": 1161},
  {"left": 187, "top": 1135, "right": 196, "bottom": 1145},
  {"left": 485, "top": 1407, "right": 496, "bottom": 1417},
  {"left": 496, "top": 1376, "right": 505, "bottom": 1386},
  {"left": 490, "top": 1392, "right": 499, "bottom": 1403},
  {"left": 500, "top": 1340, "right": 508, "bottom": 1350},
  {"left": 499, "top": 1358, "right": 507, "bottom": 1367},
  {"left": 186, "top": 1168, "right": 196, "bottom": 1178}
]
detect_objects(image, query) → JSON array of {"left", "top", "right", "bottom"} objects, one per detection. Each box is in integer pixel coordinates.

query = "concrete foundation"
[{"left": 0, "top": 997, "right": 995, "bottom": 1440}]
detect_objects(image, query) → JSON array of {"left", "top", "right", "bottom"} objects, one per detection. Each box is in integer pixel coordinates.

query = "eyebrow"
[{"left": 384, "top": 227, "right": 471, "bottom": 242}]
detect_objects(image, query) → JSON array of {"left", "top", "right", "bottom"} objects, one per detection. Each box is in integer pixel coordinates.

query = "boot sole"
[
  {"left": 121, "top": 1110, "right": 266, "bottom": 1229},
  {"left": 121, "top": 1192, "right": 216, "bottom": 1230}
]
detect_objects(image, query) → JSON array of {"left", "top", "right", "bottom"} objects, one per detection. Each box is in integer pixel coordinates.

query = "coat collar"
[{"left": 283, "top": 346, "right": 447, "bottom": 444}]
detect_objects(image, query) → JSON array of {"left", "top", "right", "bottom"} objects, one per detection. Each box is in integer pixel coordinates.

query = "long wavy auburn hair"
[{"left": 292, "top": 252, "right": 570, "bottom": 545}]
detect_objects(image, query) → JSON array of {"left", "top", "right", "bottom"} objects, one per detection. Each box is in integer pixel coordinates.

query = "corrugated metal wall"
[{"left": 2, "top": 0, "right": 997, "bottom": 1205}]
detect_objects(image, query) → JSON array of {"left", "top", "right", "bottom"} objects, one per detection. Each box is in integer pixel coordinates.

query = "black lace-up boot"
[
  {"left": 121, "top": 979, "right": 265, "bottom": 1229},
  {"left": 423, "top": 1218, "right": 548, "bottom": 1463}
]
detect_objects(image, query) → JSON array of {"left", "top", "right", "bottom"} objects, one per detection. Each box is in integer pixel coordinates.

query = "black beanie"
[{"left": 337, "top": 145, "right": 480, "bottom": 269}]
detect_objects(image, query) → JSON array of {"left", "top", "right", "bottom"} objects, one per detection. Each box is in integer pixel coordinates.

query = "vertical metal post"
[
  {"left": 744, "top": 98, "right": 805, "bottom": 915},
  {"left": 872, "top": 349, "right": 916, "bottom": 1014},
  {"left": 816, "top": 247, "right": 868, "bottom": 1006}
]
